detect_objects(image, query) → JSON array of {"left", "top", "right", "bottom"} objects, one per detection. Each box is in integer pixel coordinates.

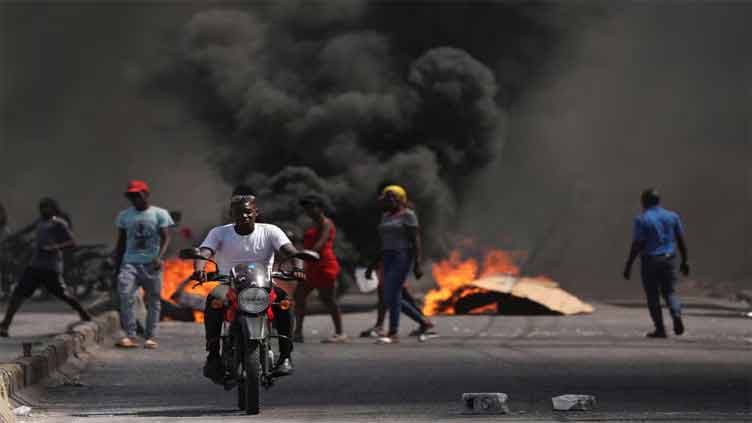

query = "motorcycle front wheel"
[{"left": 239, "top": 340, "right": 261, "bottom": 415}]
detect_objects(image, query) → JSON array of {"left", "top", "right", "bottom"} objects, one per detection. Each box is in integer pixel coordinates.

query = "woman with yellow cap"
[{"left": 369, "top": 184, "right": 426, "bottom": 344}]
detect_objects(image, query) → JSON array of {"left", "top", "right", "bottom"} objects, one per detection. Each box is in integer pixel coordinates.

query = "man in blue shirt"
[{"left": 623, "top": 189, "right": 689, "bottom": 338}]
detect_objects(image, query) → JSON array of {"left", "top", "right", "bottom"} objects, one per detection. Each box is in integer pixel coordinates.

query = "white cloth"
[{"left": 200, "top": 223, "right": 291, "bottom": 274}]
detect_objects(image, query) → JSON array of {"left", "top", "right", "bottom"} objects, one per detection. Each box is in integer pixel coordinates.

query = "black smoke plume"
[{"left": 149, "top": 1, "right": 571, "bottom": 261}]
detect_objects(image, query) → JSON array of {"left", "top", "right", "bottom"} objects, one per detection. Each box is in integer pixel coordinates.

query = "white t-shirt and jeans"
[{"left": 200, "top": 223, "right": 294, "bottom": 360}]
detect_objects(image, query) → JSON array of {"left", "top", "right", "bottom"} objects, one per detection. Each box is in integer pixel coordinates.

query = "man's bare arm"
[
  {"left": 278, "top": 243, "right": 306, "bottom": 280},
  {"left": 44, "top": 223, "right": 76, "bottom": 252},
  {"left": 193, "top": 247, "right": 214, "bottom": 271},
  {"left": 675, "top": 230, "right": 689, "bottom": 276},
  {"left": 157, "top": 227, "right": 171, "bottom": 260},
  {"left": 114, "top": 229, "right": 127, "bottom": 269},
  {"left": 623, "top": 240, "right": 644, "bottom": 280},
  {"left": 191, "top": 247, "right": 215, "bottom": 282}
]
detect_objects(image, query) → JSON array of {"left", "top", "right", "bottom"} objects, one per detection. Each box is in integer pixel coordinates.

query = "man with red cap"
[{"left": 114, "top": 180, "right": 173, "bottom": 349}]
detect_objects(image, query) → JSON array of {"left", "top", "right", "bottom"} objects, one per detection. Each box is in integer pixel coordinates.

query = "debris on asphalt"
[
  {"left": 462, "top": 392, "right": 509, "bottom": 414},
  {"left": 13, "top": 406, "right": 31, "bottom": 417},
  {"left": 552, "top": 394, "right": 596, "bottom": 411}
]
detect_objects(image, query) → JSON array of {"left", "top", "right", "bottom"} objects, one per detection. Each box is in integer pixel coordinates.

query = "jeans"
[
  {"left": 118, "top": 263, "right": 162, "bottom": 339},
  {"left": 382, "top": 250, "right": 423, "bottom": 334},
  {"left": 640, "top": 254, "right": 682, "bottom": 331}
]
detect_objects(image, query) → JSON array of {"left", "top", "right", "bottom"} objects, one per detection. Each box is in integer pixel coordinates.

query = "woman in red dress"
[{"left": 293, "top": 194, "right": 346, "bottom": 343}]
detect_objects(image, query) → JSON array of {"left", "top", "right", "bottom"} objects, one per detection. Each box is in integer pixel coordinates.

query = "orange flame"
[
  {"left": 422, "top": 249, "right": 526, "bottom": 316},
  {"left": 161, "top": 258, "right": 217, "bottom": 323}
]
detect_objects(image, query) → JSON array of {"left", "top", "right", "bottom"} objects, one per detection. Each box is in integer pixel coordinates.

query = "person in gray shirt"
[
  {"left": 0, "top": 198, "right": 91, "bottom": 337},
  {"left": 367, "top": 185, "right": 427, "bottom": 344}
]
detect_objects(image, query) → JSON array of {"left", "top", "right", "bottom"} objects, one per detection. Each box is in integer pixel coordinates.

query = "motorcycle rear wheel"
[{"left": 240, "top": 340, "right": 261, "bottom": 415}]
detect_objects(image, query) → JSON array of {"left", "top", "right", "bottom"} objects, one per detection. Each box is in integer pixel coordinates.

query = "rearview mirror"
[
  {"left": 293, "top": 250, "right": 320, "bottom": 262},
  {"left": 179, "top": 248, "right": 203, "bottom": 260}
]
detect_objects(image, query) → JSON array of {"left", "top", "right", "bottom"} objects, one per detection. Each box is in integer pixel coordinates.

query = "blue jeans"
[
  {"left": 640, "top": 254, "right": 682, "bottom": 331},
  {"left": 382, "top": 250, "right": 424, "bottom": 335},
  {"left": 118, "top": 263, "right": 162, "bottom": 339}
]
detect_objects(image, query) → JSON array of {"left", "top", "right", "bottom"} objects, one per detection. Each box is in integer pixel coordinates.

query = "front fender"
[{"left": 240, "top": 315, "right": 267, "bottom": 340}]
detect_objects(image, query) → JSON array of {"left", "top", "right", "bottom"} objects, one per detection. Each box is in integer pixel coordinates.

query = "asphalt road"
[{"left": 20, "top": 299, "right": 752, "bottom": 422}]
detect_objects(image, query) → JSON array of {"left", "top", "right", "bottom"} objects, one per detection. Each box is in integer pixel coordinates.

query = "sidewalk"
[
  {"left": 0, "top": 301, "right": 99, "bottom": 364},
  {"left": 0, "top": 295, "right": 119, "bottom": 405}
]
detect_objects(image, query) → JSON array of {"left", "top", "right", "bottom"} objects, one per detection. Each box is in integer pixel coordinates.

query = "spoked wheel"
[{"left": 240, "top": 340, "right": 261, "bottom": 415}]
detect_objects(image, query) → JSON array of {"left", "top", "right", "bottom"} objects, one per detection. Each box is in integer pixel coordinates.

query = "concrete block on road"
[
  {"left": 552, "top": 394, "right": 596, "bottom": 411},
  {"left": 462, "top": 392, "right": 509, "bottom": 414}
]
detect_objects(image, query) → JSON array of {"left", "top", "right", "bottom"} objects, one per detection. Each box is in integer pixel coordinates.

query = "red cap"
[{"left": 125, "top": 180, "right": 150, "bottom": 193}]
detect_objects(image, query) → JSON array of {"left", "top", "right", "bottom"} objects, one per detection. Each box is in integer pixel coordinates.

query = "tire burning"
[{"left": 423, "top": 249, "right": 593, "bottom": 316}]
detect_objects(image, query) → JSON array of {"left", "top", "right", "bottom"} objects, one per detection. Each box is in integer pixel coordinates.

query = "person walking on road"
[
  {"left": 623, "top": 188, "right": 689, "bottom": 338},
  {"left": 293, "top": 194, "right": 346, "bottom": 344},
  {"left": 114, "top": 180, "right": 173, "bottom": 349},
  {"left": 370, "top": 185, "right": 427, "bottom": 344},
  {"left": 0, "top": 198, "right": 91, "bottom": 337},
  {"left": 360, "top": 183, "right": 436, "bottom": 340}
]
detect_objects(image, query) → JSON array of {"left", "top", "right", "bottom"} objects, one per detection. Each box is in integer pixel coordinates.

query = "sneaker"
[
  {"left": 375, "top": 335, "right": 399, "bottom": 344},
  {"left": 203, "top": 354, "right": 223, "bottom": 384},
  {"left": 0, "top": 324, "right": 8, "bottom": 338},
  {"left": 115, "top": 337, "right": 138, "bottom": 348},
  {"left": 359, "top": 327, "right": 384, "bottom": 338},
  {"left": 418, "top": 331, "right": 439, "bottom": 342},
  {"left": 321, "top": 334, "right": 349, "bottom": 344},
  {"left": 144, "top": 339, "right": 158, "bottom": 349},
  {"left": 673, "top": 316, "right": 685, "bottom": 336},
  {"left": 272, "top": 357, "right": 294, "bottom": 377},
  {"left": 646, "top": 330, "right": 667, "bottom": 339},
  {"left": 417, "top": 321, "right": 436, "bottom": 335}
]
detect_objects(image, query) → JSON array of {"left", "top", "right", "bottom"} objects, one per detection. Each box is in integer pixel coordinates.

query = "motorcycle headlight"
[{"left": 237, "top": 287, "right": 270, "bottom": 314}]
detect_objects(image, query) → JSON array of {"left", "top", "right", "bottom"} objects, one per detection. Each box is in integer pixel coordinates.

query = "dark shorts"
[{"left": 14, "top": 267, "right": 67, "bottom": 298}]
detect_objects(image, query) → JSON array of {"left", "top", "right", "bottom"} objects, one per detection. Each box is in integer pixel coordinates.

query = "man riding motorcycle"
[{"left": 192, "top": 186, "right": 305, "bottom": 383}]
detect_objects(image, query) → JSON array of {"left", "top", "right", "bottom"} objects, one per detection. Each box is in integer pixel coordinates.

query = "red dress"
[{"left": 303, "top": 223, "right": 341, "bottom": 289}]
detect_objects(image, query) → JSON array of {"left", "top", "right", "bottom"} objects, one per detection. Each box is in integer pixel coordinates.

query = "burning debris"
[
  {"left": 423, "top": 249, "right": 593, "bottom": 316},
  {"left": 161, "top": 259, "right": 217, "bottom": 323}
]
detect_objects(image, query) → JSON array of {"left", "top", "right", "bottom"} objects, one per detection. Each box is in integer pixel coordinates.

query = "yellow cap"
[{"left": 382, "top": 185, "right": 407, "bottom": 203}]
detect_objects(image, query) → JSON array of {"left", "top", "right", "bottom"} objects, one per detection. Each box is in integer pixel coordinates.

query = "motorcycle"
[{"left": 179, "top": 247, "right": 319, "bottom": 415}]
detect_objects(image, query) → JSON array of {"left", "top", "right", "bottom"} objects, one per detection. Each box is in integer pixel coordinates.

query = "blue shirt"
[
  {"left": 116, "top": 206, "right": 173, "bottom": 264},
  {"left": 632, "top": 206, "right": 684, "bottom": 256}
]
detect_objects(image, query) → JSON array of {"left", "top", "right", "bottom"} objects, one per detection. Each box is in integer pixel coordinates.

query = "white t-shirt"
[{"left": 199, "top": 223, "right": 291, "bottom": 274}]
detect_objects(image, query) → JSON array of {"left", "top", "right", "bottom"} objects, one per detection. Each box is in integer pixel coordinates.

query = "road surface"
[{"left": 19, "top": 298, "right": 752, "bottom": 422}]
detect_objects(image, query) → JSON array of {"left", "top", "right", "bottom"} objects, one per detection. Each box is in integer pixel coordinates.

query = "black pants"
[
  {"left": 2, "top": 267, "right": 89, "bottom": 328},
  {"left": 640, "top": 254, "right": 682, "bottom": 331},
  {"left": 14, "top": 267, "right": 68, "bottom": 298},
  {"left": 204, "top": 285, "right": 292, "bottom": 358}
]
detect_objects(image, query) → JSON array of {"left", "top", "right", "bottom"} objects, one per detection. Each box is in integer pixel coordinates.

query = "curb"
[{"left": 0, "top": 311, "right": 120, "bottom": 400}]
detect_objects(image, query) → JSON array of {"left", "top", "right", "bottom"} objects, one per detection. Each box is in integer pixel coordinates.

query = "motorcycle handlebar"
[
  {"left": 271, "top": 271, "right": 299, "bottom": 281},
  {"left": 190, "top": 270, "right": 299, "bottom": 284},
  {"left": 190, "top": 271, "right": 228, "bottom": 286}
]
